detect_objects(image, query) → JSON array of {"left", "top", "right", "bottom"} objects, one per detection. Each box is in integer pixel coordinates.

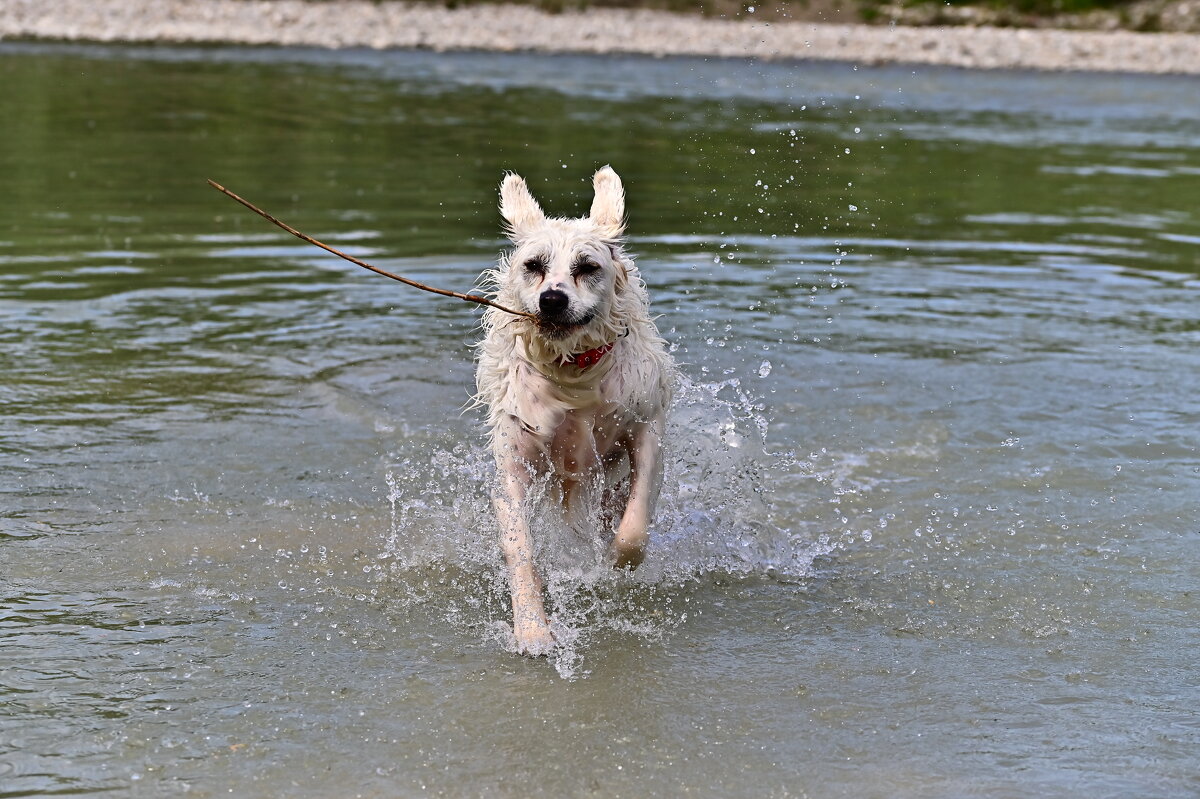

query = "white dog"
[{"left": 474, "top": 166, "right": 674, "bottom": 656}]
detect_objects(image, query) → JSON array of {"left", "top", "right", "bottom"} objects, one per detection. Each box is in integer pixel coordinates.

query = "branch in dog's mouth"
[{"left": 207, "top": 180, "right": 537, "bottom": 320}]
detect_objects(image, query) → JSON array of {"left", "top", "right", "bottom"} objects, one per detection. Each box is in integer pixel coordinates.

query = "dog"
[{"left": 474, "top": 166, "right": 675, "bottom": 656}]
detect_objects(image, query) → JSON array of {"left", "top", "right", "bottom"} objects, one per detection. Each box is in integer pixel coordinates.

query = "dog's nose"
[{"left": 539, "top": 289, "right": 569, "bottom": 316}]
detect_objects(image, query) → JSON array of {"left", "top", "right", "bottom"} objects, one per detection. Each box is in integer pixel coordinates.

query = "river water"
[{"left": 2, "top": 41, "right": 1198, "bottom": 797}]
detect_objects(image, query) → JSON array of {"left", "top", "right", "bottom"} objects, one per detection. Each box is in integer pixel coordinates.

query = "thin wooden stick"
[{"left": 207, "top": 179, "right": 535, "bottom": 320}]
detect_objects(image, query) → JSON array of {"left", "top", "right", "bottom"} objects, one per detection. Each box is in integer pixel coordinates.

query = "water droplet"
[{"left": 757, "top": 360, "right": 772, "bottom": 378}]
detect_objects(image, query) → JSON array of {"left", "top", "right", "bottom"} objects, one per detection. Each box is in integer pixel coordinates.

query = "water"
[{"left": 2, "top": 41, "right": 1199, "bottom": 796}]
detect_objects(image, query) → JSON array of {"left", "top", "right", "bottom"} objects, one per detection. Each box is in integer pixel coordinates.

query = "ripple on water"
[{"left": 2, "top": 41, "right": 1199, "bottom": 796}]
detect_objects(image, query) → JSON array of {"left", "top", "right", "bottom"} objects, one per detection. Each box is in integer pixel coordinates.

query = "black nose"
[{"left": 539, "top": 289, "right": 569, "bottom": 316}]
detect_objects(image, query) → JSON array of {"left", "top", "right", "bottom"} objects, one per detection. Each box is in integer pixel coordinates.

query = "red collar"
[{"left": 559, "top": 341, "right": 616, "bottom": 369}]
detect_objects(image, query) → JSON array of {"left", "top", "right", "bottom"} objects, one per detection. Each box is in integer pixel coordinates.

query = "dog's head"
[{"left": 494, "top": 166, "right": 631, "bottom": 349}]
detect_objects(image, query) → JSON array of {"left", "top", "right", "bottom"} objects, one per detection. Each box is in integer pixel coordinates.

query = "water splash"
[{"left": 376, "top": 375, "right": 829, "bottom": 678}]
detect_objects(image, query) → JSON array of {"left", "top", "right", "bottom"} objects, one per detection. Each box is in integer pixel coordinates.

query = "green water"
[{"left": 2, "top": 42, "right": 1199, "bottom": 797}]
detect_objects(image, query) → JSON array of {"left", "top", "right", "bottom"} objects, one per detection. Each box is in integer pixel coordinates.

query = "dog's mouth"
[{"left": 536, "top": 310, "right": 596, "bottom": 339}]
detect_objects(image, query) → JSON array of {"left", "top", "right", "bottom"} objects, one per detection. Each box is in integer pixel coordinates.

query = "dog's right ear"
[{"left": 499, "top": 173, "right": 545, "bottom": 239}]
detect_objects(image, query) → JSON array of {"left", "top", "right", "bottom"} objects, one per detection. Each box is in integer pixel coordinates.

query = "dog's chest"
[
  {"left": 545, "top": 401, "right": 632, "bottom": 478},
  {"left": 496, "top": 345, "right": 664, "bottom": 478}
]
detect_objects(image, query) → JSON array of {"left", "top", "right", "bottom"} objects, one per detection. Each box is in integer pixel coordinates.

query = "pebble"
[{"left": 1, "top": 0, "right": 1198, "bottom": 75}]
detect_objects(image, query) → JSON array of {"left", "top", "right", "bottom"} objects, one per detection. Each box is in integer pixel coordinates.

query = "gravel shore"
[{"left": 2, "top": 0, "right": 1198, "bottom": 74}]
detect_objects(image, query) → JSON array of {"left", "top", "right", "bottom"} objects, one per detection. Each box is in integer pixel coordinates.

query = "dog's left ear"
[{"left": 589, "top": 166, "right": 626, "bottom": 240}]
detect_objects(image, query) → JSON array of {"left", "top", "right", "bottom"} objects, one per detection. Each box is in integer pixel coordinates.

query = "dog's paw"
[
  {"left": 611, "top": 547, "right": 645, "bottom": 571},
  {"left": 512, "top": 619, "right": 557, "bottom": 657},
  {"left": 610, "top": 528, "right": 648, "bottom": 570}
]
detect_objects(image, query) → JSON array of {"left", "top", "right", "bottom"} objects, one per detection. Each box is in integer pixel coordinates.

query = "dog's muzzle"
[
  {"left": 536, "top": 289, "right": 595, "bottom": 338},
  {"left": 538, "top": 289, "right": 570, "bottom": 317}
]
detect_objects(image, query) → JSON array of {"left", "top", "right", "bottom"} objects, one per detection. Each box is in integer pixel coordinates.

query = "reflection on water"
[{"left": 2, "top": 41, "right": 1199, "bottom": 797}]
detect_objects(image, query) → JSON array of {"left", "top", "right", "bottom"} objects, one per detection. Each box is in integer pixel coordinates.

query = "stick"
[{"left": 206, "top": 179, "right": 536, "bottom": 320}]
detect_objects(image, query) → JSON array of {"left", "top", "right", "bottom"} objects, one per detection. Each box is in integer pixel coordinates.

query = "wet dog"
[{"left": 474, "top": 166, "right": 674, "bottom": 655}]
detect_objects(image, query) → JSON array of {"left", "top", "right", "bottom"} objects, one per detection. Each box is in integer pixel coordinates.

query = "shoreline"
[{"left": 2, "top": 0, "right": 1199, "bottom": 75}]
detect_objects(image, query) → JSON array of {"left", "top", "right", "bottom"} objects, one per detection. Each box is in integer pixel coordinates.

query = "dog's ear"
[
  {"left": 499, "top": 172, "right": 545, "bottom": 239},
  {"left": 589, "top": 166, "right": 625, "bottom": 239}
]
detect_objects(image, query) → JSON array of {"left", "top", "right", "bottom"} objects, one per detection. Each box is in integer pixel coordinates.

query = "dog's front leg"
[
  {"left": 493, "top": 421, "right": 556, "bottom": 656},
  {"left": 610, "top": 416, "right": 665, "bottom": 570}
]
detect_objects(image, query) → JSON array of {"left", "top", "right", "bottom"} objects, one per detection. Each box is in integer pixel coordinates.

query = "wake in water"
[{"left": 378, "top": 376, "right": 829, "bottom": 678}]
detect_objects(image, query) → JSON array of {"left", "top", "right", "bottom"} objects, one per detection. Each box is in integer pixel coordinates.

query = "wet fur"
[{"left": 474, "top": 166, "right": 674, "bottom": 656}]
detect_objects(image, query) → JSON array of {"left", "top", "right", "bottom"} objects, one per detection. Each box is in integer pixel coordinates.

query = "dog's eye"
[
  {"left": 523, "top": 257, "right": 547, "bottom": 275},
  {"left": 573, "top": 259, "right": 601, "bottom": 277}
]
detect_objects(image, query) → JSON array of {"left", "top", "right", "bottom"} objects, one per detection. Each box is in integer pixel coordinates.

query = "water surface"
[{"left": 2, "top": 42, "right": 1199, "bottom": 797}]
